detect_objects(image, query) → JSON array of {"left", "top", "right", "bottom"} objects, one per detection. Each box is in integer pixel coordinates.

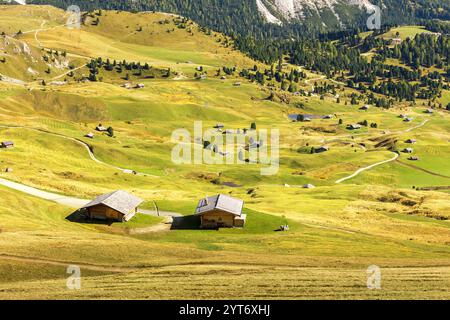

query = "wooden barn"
[
  {"left": 195, "top": 194, "right": 246, "bottom": 229},
  {"left": 1, "top": 141, "right": 14, "bottom": 148},
  {"left": 82, "top": 190, "right": 143, "bottom": 222}
]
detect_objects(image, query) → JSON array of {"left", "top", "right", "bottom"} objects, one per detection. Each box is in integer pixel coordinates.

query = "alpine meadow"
[{"left": 0, "top": 1, "right": 449, "bottom": 301}]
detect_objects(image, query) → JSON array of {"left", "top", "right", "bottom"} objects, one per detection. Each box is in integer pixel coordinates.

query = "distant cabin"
[
  {"left": 403, "top": 117, "right": 414, "bottom": 122},
  {"left": 233, "top": 82, "right": 241, "bottom": 86},
  {"left": 405, "top": 139, "right": 416, "bottom": 144},
  {"left": 360, "top": 105, "right": 369, "bottom": 111},
  {"left": 403, "top": 148, "right": 413, "bottom": 153},
  {"left": 303, "top": 184, "right": 315, "bottom": 189},
  {"left": 399, "top": 114, "right": 408, "bottom": 118},
  {"left": 0, "top": 141, "right": 14, "bottom": 148},
  {"left": 85, "top": 133, "right": 94, "bottom": 139},
  {"left": 135, "top": 83, "right": 145, "bottom": 89},
  {"left": 95, "top": 124, "right": 107, "bottom": 132},
  {"left": 347, "top": 124, "right": 362, "bottom": 130},
  {"left": 314, "top": 146, "right": 329, "bottom": 153},
  {"left": 82, "top": 190, "right": 143, "bottom": 222},
  {"left": 425, "top": 108, "right": 434, "bottom": 114},
  {"left": 195, "top": 194, "right": 246, "bottom": 229},
  {"left": 408, "top": 156, "right": 420, "bottom": 161}
]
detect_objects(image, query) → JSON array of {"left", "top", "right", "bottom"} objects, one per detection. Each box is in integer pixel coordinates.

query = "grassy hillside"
[{"left": 0, "top": 5, "right": 449, "bottom": 299}]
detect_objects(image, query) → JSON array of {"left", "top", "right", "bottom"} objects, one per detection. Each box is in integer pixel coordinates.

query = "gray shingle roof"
[
  {"left": 195, "top": 194, "right": 244, "bottom": 216},
  {"left": 82, "top": 190, "right": 144, "bottom": 216}
]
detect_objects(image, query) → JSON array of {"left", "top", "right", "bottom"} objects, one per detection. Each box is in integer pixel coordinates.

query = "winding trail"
[
  {"left": 334, "top": 119, "right": 430, "bottom": 184},
  {"left": 0, "top": 124, "right": 159, "bottom": 178},
  {"left": 404, "top": 119, "right": 429, "bottom": 132},
  {"left": 0, "top": 177, "right": 89, "bottom": 208},
  {"left": 335, "top": 152, "right": 399, "bottom": 184}
]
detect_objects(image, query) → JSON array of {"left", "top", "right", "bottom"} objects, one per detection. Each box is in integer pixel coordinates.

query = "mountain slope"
[
  {"left": 27, "top": 0, "right": 450, "bottom": 38},
  {"left": 256, "top": 0, "right": 378, "bottom": 26}
]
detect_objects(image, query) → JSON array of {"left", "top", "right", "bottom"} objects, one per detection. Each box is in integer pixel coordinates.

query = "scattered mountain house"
[
  {"left": 347, "top": 124, "right": 362, "bottom": 130},
  {"left": 85, "top": 133, "right": 94, "bottom": 139},
  {"left": 300, "top": 116, "right": 311, "bottom": 122},
  {"left": 360, "top": 105, "right": 370, "bottom": 111},
  {"left": 303, "top": 184, "right": 315, "bottom": 189},
  {"left": 289, "top": 114, "right": 332, "bottom": 122},
  {"left": 195, "top": 194, "right": 246, "bottom": 229},
  {"left": 425, "top": 108, "right": 434, "bottom": 114},
  {"left": 222, "top": 129, "right": 236, "bottom": 135},
  {"left": 95, "top": 124, "right": 108, "bottom": 132},
  {"left": 0, "top": 141, "right": 14, "bottom": 148},
  {"left": 405, "top": 139, "right": 417, "bottom": 144},
  {"left": 399, "top": 114, "right": 408, "bottom": 119},
  {"left": 233, "top": 82, "right": 241, "bottom": 86},
  {"left": 402, "top": 148, "right": 413, "bottom": 153},
  {"left": 82, "top": 190, "right": 144, "bottom": 222},
  {"left": 122, "top": 82, "right": 132, "bottom": 89},
  {"left": 408, "top": 156, "right": 420, "bottom": 161},
  {"left": 314, "top": 146, "right": 329, "bottom": 153},
  {"left": 135, "top": 83, "right": 145, "bottom": 89},
  {"left": 403, "top": 117, "right": 414, "bottom": 122}
]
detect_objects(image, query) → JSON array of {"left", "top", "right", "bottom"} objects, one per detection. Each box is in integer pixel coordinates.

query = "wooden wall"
[
  {"left": 87, "top": 204, "right": 123, "bottom": 221},
  {"left": 200, "top": 209, "right": 236, "bottom": 228}
]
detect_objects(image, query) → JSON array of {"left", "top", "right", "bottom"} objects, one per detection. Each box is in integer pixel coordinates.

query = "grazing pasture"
[{"left": 0, "top": 6, "right": 449, "bottom": 299}]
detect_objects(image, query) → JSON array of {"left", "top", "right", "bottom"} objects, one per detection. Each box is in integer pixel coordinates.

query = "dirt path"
[
  {"left": 335, "top": 152, "right": 399, "bottom": 184},
  {"left": 33, "top": 20, "right": 46, "bottom": 48},
  {"left": 50, "top": 63, "right": 87, "bottom": 81},
  {"left": 0, "top": 124, "right": 159, "bottom": 178},
  {"left": 334, "top": 119, "right": 430, "bottom": 184},
  {"left": 403, "top": 119, "right": 429, "bottom": 132},
  {"left": 0, "top": 177, "right": 89, "bottom": 208},
  {"left": 129, "top": 216, "right": 174, "bottom": 234}
]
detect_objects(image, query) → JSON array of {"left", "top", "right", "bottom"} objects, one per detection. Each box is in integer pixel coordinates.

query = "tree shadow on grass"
[
  {"left": 170, "top": 215, "right": 201, "bottom": 230},
  {"left": 66, "top": 209, "right": 114, "bottom": 226}
]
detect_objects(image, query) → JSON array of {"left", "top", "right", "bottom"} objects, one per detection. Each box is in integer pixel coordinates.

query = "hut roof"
[
  {"left": 82, "top": 190, "right": 143, "bottom": 216},
  {"left": 195, "top": 194, "right": 244, "bottom": 216},
  {"left": 1, "top": 141, "right": 14, "bottom": 146}
]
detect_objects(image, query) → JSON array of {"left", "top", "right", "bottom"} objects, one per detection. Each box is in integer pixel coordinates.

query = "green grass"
[
  {"left": 380, "top": 26, "right": 431, "bottom": 40},
  {"left": 112, "top": 213, "right": 164, "bottom": 229},
  {"left": 0, "top": 6, "right": 449, "bottom": 299}
]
